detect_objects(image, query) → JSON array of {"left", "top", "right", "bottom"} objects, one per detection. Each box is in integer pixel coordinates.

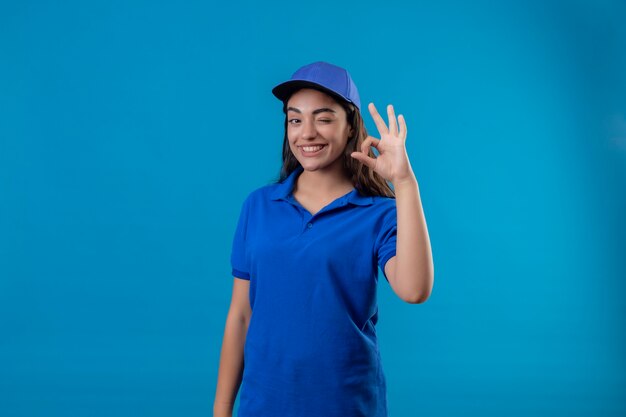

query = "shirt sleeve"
[
  {"left": 375, "top": 202, "right": 397, "bottom": 283},
  {"left": 230, "top": 194, "right": 252, "bottom": 280}
]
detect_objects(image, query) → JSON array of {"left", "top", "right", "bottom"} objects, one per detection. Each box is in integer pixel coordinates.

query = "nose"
[{"left": 300, "top": 118, "right": 317, "bottom": 140}]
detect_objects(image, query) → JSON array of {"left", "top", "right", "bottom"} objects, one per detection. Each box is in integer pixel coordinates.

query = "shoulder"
[
  {"left": 366, "top": 195, "right": 397, "bottom": 232},
  {"left": 368, "top": 194, "right": 397, "bottom": 214},
  {"left": 371, "top": 194, "right": 396, "bottom": 205},
  {"left": 237, "top": 180, "right": 283, "bottom": 207}
]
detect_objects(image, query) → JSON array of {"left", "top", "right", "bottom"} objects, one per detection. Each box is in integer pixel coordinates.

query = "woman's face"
[{"left": 286, "top": 88, "right": 353, "bottom": 173}]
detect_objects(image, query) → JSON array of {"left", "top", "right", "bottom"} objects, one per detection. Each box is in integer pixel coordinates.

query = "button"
[{"left": 307, "top": 222, "right": 313, "bottom": 229}]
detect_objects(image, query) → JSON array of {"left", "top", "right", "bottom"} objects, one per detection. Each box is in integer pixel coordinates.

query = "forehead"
[{"left": 286, "top": 88, "right": 342, "bottom": 111}]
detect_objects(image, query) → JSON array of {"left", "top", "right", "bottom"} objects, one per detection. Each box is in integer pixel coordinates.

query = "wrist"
[{"left": 392, "top": 172, "right": 417, "bottom": 189}]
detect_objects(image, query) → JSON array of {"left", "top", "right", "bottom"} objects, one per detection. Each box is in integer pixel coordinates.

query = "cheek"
[
  {"left": 285, "top": 131, "right": 295, "bottom": 145},
  {"left": 287, "top": 138, "right": 299, "bottom": 154},
  {"left": 287, "top": 127, "right": 298, "bottom": 142}
]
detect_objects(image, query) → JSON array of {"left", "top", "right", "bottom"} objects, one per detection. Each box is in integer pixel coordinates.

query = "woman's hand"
[{"left": 350, "top": 102, "right": 415, "bottom": 185}]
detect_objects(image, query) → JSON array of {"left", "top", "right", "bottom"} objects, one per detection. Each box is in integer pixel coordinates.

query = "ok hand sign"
[{"left": 350, "top": 103, "right": 414, "bottom": 185}]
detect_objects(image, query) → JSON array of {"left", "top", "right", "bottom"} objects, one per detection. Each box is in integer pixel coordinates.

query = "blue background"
[{"left": 1, "top": 1, "right": 625, "bottom": 416}]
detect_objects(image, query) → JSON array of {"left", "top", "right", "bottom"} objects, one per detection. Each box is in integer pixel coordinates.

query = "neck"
[{"left": 296, "top": 163, "right": 353, "bottom": 195}]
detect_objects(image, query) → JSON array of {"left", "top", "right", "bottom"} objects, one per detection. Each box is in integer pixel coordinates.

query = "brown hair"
[{"left": 276, "top": 90, "right": 395, "bottom": 198}]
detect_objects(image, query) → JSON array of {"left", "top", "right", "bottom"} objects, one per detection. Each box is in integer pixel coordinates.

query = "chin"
[{"left": 299, "top": 163, "right": 323, "bottom": 171}]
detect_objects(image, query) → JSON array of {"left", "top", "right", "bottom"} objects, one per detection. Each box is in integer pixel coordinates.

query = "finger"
[
  {"left": 368, "top": 102, "right": 389, "bottom": 136},
  {"left": 361, "top": 136, "right": 381, "bottom": 155},
  {"left": 387, "top": 104, "right": 398, "bottom": 137},
  {"left": 350, "top": 151, "right": 377, "bottom": 170},
  {"left": 398, "top": 114, "right": 407, "bottom": 140}
]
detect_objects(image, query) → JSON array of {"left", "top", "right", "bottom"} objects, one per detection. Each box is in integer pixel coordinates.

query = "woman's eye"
[{"left": 288, "top": 118, "right": 332, "bottom": 124}]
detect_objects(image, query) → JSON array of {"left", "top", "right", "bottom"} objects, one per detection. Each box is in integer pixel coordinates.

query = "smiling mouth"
[
  {"left": 299, "top": 145, "right": 327, "bottom": 156},
  {"left": 301, "top": 145, "right": 325, "bottom": 152}
]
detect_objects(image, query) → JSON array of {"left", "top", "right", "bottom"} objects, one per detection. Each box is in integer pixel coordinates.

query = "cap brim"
[{"left": 271, "top": 80, "right": 351, "bottom": 107}]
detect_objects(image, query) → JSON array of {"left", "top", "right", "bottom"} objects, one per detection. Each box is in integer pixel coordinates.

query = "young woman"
[{"left": 214, "top": 61, "right": 434, "bottom": 417}]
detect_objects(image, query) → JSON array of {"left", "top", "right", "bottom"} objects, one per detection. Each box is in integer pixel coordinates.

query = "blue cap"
[{"left": 272, "top": 61, "right": 361, "bottom": 111}]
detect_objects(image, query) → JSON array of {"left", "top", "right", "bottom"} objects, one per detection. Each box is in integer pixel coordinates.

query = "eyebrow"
[{"left": 286, "top": 107, "right": 336, "bottom": 115}]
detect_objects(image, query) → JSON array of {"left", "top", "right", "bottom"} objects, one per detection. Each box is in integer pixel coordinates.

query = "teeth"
[{"left": 303, "top": 145, "right": 324, "bottom": 152}]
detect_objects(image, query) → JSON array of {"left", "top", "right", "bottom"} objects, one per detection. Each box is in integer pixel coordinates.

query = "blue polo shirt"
[{"left": 230, "top": 165, "right": 397, "bottom": 417}]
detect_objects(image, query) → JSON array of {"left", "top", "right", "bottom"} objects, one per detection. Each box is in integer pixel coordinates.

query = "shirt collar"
[{"left": 269, "top": 165, "right": 374, "bottom": 206}]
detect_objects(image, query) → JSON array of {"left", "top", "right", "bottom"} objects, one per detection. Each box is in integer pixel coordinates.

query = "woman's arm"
[
  {"left": 213, "top": 278, "right": 252, "bottom": 417},
  {"left": 351, "top": 103, "right": 434, "bottom": 304},
  {"left": 385, "top": 173, "right": 434, "bottom": 304}
]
